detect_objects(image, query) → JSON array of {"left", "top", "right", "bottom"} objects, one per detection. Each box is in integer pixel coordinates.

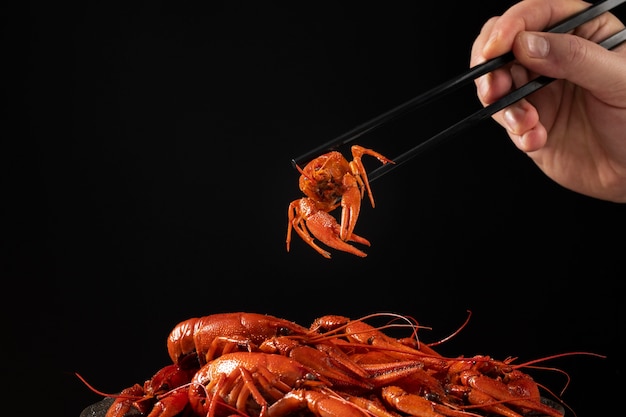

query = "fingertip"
[
  {"left": 502, "top": 100, "right": 539, "bottom": 132},
  {"left": 476, "top": 69, "right": 514, "bottom": 105},
  {"left": 472, "top": 16, "right": 499, "bottom": 63},
  {"left": 482, "top": 29, "right": 511, "bottom": 60},
  {"left": 503, "top": 107, "right": 522, "bottom": 135},
  {"left": 482, "top": 30, "right": 500, "bottom": 57},
  {"left": 475, "top": 74, "right": 491, "bottom": 103},
  {"left": 519, "top": 32, "right": 550, "bottom": 59},
  {"left": 515, "top": 124, "right": 548, "bottom": 153},
  {"left": 499, "top": 101, "right": 545, "bottom": 152},
  {"left": 502, "top": 105, "right": 531, "bottom": 136}
]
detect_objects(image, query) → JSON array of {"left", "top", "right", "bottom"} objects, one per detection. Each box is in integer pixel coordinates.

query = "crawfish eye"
[
  {"left": 424, "top": 392, "right": 441, "bottom": 402},
  {"left": 277, "top": 326, "right": 293, "bottom": 337}
]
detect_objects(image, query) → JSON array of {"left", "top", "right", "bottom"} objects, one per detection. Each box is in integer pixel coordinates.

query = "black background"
[{"left": 4, "top": 1, "right": 625, "bottom": 416}]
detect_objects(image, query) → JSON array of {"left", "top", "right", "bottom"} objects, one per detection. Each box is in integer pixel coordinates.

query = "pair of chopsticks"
[{"left": 290, "top": 0, "right": 626, "bottom": 183}]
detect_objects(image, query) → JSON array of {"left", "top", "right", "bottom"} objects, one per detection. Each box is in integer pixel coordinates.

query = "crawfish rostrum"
[{"left": 82, "top": 312, "right": 602, "bottom": 417}]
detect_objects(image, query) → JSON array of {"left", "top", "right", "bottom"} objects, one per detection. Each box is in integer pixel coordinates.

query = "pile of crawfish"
[{"left": 83, "top": 312, "right": 595, "bottom": 417}]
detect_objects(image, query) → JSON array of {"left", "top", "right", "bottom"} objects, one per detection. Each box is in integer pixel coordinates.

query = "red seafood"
[
  {"left": 188, "top": 351, "right": 332, "bottom": 417},
  {"left": 166, "top": 312, "right": 311, "bottom": 367},
  {"left": 80, "top": 311, "right": 602, "bottom": 417},
  {"left": 287, "top": 145, "right": 394, "bottom": 258},
  {"left": 102, "top": 364, "right": 196, "bottom": 417}
]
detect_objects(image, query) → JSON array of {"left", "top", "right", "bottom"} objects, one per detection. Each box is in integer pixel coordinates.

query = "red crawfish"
[{"left": 287, "top": 145, "right": 394, "bottom": 258}]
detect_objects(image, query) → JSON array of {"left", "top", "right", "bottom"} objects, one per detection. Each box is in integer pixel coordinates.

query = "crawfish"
[
  {"left": 188, "top": 351, "right": 331, "bottom": 417},
  {"left": 166, "top": 312, "right": 312, "bottom": 368},
  {"left": 303, "top": 313, "right": 594, "bottom": 417},
  {"left": 94, "top": 313, "right": 311, "bottom": 417},
  {"left": 287, "top": 145, "right": 394, "bottom": 258},
  {"left": 86, "top": 363, "right": 196, "bottom": 417},
  {"left": 168, "top": 312, "right": 393, "bottom": 393},
  {"left": 83, "top": 311, "right": 603, "bottom": 417},
  {"left": 98, "top": 312, "right": 382, "bottom": 417}
]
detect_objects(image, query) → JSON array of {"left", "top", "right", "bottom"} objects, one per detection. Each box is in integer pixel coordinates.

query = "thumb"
[{"left": 512, "top": 31, "right": 626, "bottom": 104}]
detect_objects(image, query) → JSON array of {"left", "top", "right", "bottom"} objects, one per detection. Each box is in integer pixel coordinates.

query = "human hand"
[{"left": 471, "top": 0, "right": 626, "bottom": 202}]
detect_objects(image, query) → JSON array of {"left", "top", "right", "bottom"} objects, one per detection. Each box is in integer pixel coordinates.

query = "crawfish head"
[
  {"left": 99, "top": 363, "right": 195, "bottom": 417},
  {"left": 297, "top": 151, "right": 350, "bottom": 207}
]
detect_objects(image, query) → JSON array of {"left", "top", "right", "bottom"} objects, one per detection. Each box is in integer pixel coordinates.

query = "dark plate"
[
  {"left": 81, "top": 398, "right": 141, "bottom": 417},
  {"left": 81, "top": 396, "right": 566, "bottom": 417}
]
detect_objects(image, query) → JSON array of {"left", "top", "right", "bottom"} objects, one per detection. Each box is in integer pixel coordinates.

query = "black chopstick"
[
  {"left": 366, "top": 26, "right": 626, "bottom": 183},
  {"left": 291, "top": 0, "right": 626, "bottom": 170}
]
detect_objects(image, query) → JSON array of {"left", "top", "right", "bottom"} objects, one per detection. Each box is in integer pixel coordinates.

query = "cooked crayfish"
[
  {"left": 166, "top": 312, "right": 312, "bottom": 367},
  {"left": 81, "top": 311, "right": 604, "bottom": 417},
  {"left": 287, "top": 145, "right": 394, "bottom": 258}
]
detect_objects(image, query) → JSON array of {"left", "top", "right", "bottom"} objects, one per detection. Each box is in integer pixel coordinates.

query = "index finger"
[{"left": 481, "top": 0, "right": 592, "bottom": 59}]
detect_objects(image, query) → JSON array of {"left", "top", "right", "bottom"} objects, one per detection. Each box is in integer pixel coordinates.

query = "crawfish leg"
[{"left": 349, "top": 145, "right": 394, "bottom": 208}]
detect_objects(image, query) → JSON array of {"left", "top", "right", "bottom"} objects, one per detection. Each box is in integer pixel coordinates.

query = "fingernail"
[
  {"left": 503, "top": 106, "right": 523, "bottom": 133},
  {"left": 483, "top": 30, "right": 500, "bottom": 54},
  {"left": 477, "top": 75, "right": 489, "bottom": 98},
  {"left": 524, "top": 33, "right": 549, "bottom": 58}
]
